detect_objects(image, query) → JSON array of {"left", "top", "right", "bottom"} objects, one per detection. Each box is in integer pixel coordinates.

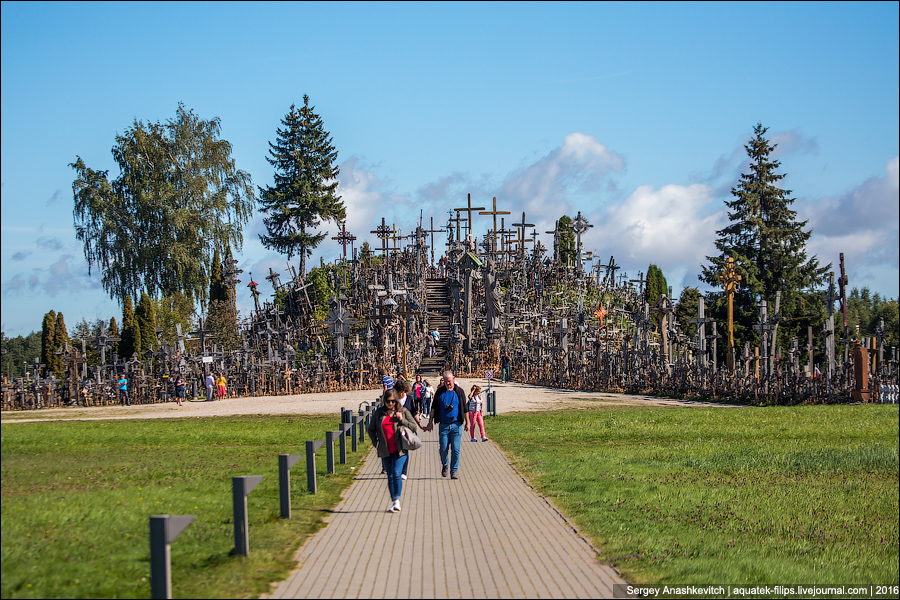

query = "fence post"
[
  {"left": 232, "top": 476, "right": 264, "bottom": 556},
  {"left": 305, "top": 440, "right": 326, "bottom": 493},
  {"left": 278, "top": 454, "right": 303, "bottom": 519},
  {"left": 149, "top": 515, "right": 195, "bottom": 599},
  {"left": 325, "top": 431, "right": 341, "bottom": 474}
]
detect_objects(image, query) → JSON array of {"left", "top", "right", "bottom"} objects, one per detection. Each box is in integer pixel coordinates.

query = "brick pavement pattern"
[{"left": 265, "top": 427, "right": 628, "bottom": 599}]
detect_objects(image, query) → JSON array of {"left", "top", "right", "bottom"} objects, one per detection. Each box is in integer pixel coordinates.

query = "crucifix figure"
[
  {"left": 717, "top": 257, "right": 742, "bottom": 370},
  {"left": 370, "top": 217, "right": 393, "bottom": 262}
]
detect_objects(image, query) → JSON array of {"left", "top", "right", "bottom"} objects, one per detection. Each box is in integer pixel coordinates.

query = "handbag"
[{"left": 399, "top": 425, "right": 422, "bottom": 451}]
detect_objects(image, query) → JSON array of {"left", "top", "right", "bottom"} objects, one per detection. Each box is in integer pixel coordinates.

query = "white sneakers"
[
  {"left": 401, "top": 474, "right": 408, "bottom": 480},
  {"left": 388, "top": 499, "right": 401, "bottom": 513}
]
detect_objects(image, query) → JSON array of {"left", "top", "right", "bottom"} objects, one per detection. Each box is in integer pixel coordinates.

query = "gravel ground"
[{"left": 0, "top": 378, "right": 741, "bottom": 424}]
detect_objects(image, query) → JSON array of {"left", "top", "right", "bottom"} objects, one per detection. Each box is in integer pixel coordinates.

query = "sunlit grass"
[
  {"left": 488, "top": 404, "right": 899, "bottom": 587},
  {"left": 1, "top": 415, "right": 367, "bottom": 599}
]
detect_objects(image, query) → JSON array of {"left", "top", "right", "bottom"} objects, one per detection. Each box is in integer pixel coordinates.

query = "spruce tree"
[
  {"left": 701, "top": 123, "right": 828, "bottom": 352},
  {"left": 107, "top": 317, "right": 119, "bottom": 357},
  {"left": 208, "top": 249, "right": 227, "bottom": 304},
  {"left": 120, "top": 295, "right": 138, "bottom": 358},
  {"left": 258, "top": 97, "right": 346, "bottom": 277},
  {"left": 40, "top": 310, "right": 57, "bottom": 374},
  {"left": 645, "top": 265, "right": 669, "bottom": 327},
  {"left": 53, "top": 312, "right": 69, "bottom": 376},
  {"left": 136, "top": 292, "right": 157, "bottom": 355}
]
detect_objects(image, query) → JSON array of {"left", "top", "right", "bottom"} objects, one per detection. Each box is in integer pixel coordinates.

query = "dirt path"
[{"left": 0, "top": 378, "right": 741, "bottom": 424}]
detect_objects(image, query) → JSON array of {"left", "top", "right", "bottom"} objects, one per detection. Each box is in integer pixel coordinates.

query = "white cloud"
[
  {"left": 582, "top": 183, "right": 727, "bottom": 291},
  {"left": 499, "top": 132, "right": 625, "bottom": 222},
  {"left": 801, "top": 156, "right": 900, "bottom": 298}
]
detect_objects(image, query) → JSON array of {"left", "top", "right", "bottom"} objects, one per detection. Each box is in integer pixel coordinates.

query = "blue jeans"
[
  {"left": 439, "top": 422, "right": 463, "bottom": 473},
  {"left": 381, "top": 453, "right": 408, "bottom": 501}
]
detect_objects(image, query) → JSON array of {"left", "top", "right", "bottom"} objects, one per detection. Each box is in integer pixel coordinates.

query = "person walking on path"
[
  {"left": 412, "top": 374, "right": 426, "bottom": 414},
  {"left": 501, "top": 351, "right": 511, "bottom": 382},
  {"left": 395, "top": 379, "right": 425, "bottom": 482},
  {"left": 118, "top": 374, "right": 130, "bottom": 406},
  {"left": 422, "top": 379, "right": 434, "bottom": 418},
  {"left": 205, "top": 373, "right": 215, "bottom": 402},
  {"left": 174, "top": 375, "right": 185, "bottom": 407},
  {"left": 426, "top": 331, "right": 436, "bottom": 357},
  {"left": 381, "top": 369, "right": 394, "bottom": 392},
  {"left": 424, "top": 370, "right": 468, "bottom": 479},
  {"left": 216, "top": 373, "right": 227, "bottom": 399},
  {"left": 367, "top": 388, "right": 419, "bottom": 513},
  {"left": 467, "top": 385, "right": 487, "bottom": 442}
]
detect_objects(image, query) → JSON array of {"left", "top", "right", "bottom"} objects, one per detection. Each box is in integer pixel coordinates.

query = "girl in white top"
[
  {"left": 467, "top": 385, "right": 487, "bottom": 442},
  {"left": 423, "top": 379, "right": 435, "bottom": 418}
]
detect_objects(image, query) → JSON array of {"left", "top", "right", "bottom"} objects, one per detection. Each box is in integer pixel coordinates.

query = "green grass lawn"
[
  {"left": 488, "top": 404, "right": 899, "bottom": 588},
  {"left": 1, "top": 415, "right": 368, "bottom": 599}
]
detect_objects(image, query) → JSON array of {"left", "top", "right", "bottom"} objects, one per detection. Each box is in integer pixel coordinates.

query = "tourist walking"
[
  {"left": 205, "top": 372, "right": 215, "bottom": 402},
  {"left": 118, "top": 374, "right": 130, "bottom": 406},
  {"left": 395, "top": 379, "right": 425, "bottom": 481},
  {"left": 501, "top": 351, "right": 511, "bottom": 382},
  {"left": 438, "top": 254, "right": 447, "bottom": 277},
  {"left": 367, "top": 388, "right": 419, "bottom": 513},
  {"left": 422, "top": 379, "right": 434, "bottom": 418},
  {"left": 412, "top": 374, "right": 426, "bottom": 414},
  {"left": 426, "top": 331, "right": 436, "bottom": 357},
  {"left": 381, "top": 369, "right": 394, "bottom": 392},
  {"left": 174, "top": 375, "right": 185, "bottom": 407},
  {"left": 424, "top": 370, "right": 468, "bottom": 479},
  {"left": 468, "top": 385, "right": 487, "bottom": 442},
  {"left": 216, "top": 373, "right": 227, "bottom": 399}
]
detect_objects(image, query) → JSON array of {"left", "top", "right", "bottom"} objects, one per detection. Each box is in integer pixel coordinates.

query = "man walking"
[
  {"left": 424, "top": 370, "right": 468, "bottom": 479},
  {"left": 205, "top": 372, "right": 215, "bottom": 402}
]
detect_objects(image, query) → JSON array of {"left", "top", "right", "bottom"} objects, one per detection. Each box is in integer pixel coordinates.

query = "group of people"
[
  {"left": 368, "top": 370, "right": 488, "bottom": 513},
  {"left": 205, "top": 373, "right": 227, "bottom": 401}
]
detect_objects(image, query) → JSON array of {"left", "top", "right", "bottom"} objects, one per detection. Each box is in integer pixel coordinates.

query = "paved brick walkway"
[{"left": 264, "top": 427, "right": 628, "bottom": 599}]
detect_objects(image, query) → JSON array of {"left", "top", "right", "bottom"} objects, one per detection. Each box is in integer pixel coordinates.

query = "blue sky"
[{"left": 2, "top": 1, "right": 898, "bottom": 337}]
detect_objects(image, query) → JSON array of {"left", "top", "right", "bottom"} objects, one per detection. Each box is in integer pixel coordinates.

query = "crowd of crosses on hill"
[
  {"left": 3, "top": 112, "right": 898, "bottom": 410},
  {"left": 2, "top": 197, "right": 897, "bottom": 410}
]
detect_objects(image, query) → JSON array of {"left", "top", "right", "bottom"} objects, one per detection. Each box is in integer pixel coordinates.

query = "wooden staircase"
[{"left": 417, "top": 278, "right": 451, "bottom": 377}]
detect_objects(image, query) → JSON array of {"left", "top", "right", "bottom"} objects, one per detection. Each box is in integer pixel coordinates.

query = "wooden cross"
[
  {"left": 331, "top": 221, "right": 357, "bottom": 261},
  {"left": 512, "top": 212, "right": 535, "bottom": 258},
  {"left": 717, "top": 257, "right": 742, "bottom": 355},
  {"left": 420, "top": 217, "right": 444, "bottom": 265},
  {"left": 448, "top": 210, "right": 468, "bottom": 243},
  {"left": 478, "top": 196, "right": 511, "bottom": 252},
  {"left": 370, "top": 217, "right": 393, "bottom": 260},
  {"left": 453, "top": 193, "right": 486, "bottom": 239}
]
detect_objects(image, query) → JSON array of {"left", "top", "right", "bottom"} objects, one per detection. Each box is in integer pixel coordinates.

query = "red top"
[{"left": 382, "top": 415, "right": 398, "bottom": 454}]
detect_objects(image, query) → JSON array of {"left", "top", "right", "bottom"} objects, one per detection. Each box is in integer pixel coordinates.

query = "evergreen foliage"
[
  {"left": 71, "top": 103, "right": 255, "bottom": 307},
  {"left": 119, "top": 295, "right": 139, "bottom": 359},
  {"left": 53, "top": 312, "right": 69, "bottom": 376},
  {"left": 136, "top": 292, "right": 157, "bottom": 355},
  {"left": 153, "top": 292, "right": 196, "bottom": 347},
  {"left": 205, "top": 299, "right": 240, "bottom": 352},
  {"left": 208, "top": 249, "right": 228, "bottom": 303},
  {"left": 40, "top": 311, "right": 57, "bottom": 375},
  {"left": 841, "top": 288, "right": 899, "bottom": 347},
  {"left": 360, "top": 241, "right": 373, "bottom": 267},
  {"left": 675, "top": 287, "right": 701, "bottom": 336},
  {"left": 0, "top": 331, "right": 42, "bottom": 378},
  {"left": 557, "top": 215, "right": 576, "bottom": 266},
  {"left": 258, "top": 97, "right": 345, "bottom": 277},
  {"left": 107, "top": 317, "right": 119, "bottom": 357},
  {"left": 700, "top": 123, "right": 829, "bottom": 353},
  {"left": 645, "top": 265, "right": 669, "bottom": 327}
]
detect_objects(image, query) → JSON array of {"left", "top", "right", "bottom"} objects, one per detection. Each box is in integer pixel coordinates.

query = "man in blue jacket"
[{"left": 424, "top": 370, "right": 468, "bottom": 479}]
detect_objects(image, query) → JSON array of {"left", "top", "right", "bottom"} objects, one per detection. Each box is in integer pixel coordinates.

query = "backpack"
[{"left": 440, "top": 387, "right": 460, "bottom": 423}]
